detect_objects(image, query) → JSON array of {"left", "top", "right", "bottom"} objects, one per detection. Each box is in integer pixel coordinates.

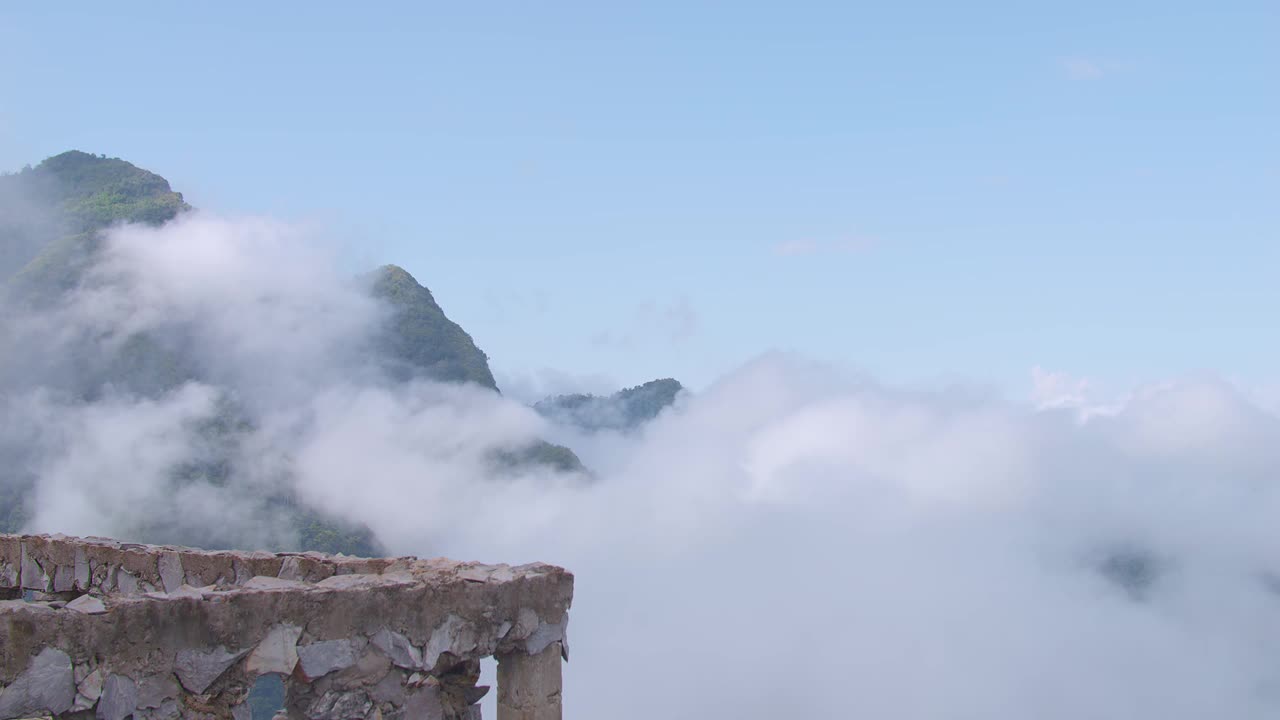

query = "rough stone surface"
[
  {"left": 246, "top": 624, "right": 303, "bottom": 676},
  {"left": 403, "top": 685, "right": 447, "bottom": 720},
  {"left": 66, "top": 594, "right": 107, "bottom": 614},
  {"left": 328, "top": 648, "right": 389, "bottom": 694},
  {"left": 298, "top": 639, "right": 357, "bottom": 681},
  {"left": 116, "top": 569, "right": 139, "bottom": 594},
  {"left": 0, "top": 533, "right": 573, "bottom": 720},
  {"left": 0, "top": 648, "right": 75, "bottom": 718},
  {"left": 425, "top": 614, "right": 482, "bottom": 671},
  {"left": 371, "top": 627, "right": 424, "bottom": 670},
  {"left": 19, "top": 543, "right": 48, "bottom": 591},
  {"left": 174, "top": 647, "right": 248, "bottom": 694},
  {"left": 370, "top": 670, "right": 406, "bottom": 705},
  {"left": 77, "top": 668, "right": 104, "bottom": 703},
  {"left": 53, "top": 563, "right": 76, "bottom": 592},
  {"left": 97, "top": 674, "right": 137, "bottom": 720},
  {"left": 497, "top": 643, "right": 563, "bottom": 720},
  {"left": 309, "top": 689, "right": 372, "bottom": 720},
  {"left": 525, "top": 614, "right": 568, "bottom": 657},
  {"left": 277, "top": 556, "right": 302, "bottom": 581},
  {"left": 158, "top": 551, "right": 185, "bottom": 593},
  {"left": 136, "top": 673, "right": 180, "bottom": 709},
  {"left": 136, "top": 697, "right": 180, "bottom": 719},
  {"left": 74, "top": 548, "right": 90, "bottom": 590}
]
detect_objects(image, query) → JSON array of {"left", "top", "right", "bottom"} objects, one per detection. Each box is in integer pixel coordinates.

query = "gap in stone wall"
[
  {"left": 247, "top": 673, "right": 286, "bottom": 719},
  {"left": 479, "top": 656, "right": 498, "bottom": 718}
]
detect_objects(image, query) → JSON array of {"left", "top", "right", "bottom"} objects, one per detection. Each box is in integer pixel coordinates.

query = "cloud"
[
  {"left": 0, "top": 212, "right": 554, "bottom": 549},
  {"left": 493, "top": 368, "right": 621, "bottom": 405},
  {"left": 465, "top": 356, "right": 1280, "bottom": 719},
  {"left": 1030, "top": 365, "right": 1125, "bottom": 421},
  {"left": 6, "top": 215, "right": 1280, "bottom": 718}
]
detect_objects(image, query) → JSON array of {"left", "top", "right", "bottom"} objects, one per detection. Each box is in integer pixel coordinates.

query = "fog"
[{"left": 6, "top": 214, "right": 1280, "bottom": 717}]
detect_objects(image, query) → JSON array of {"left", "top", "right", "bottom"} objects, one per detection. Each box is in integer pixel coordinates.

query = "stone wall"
[{"left": 0, "top": 534, "right": 571, "bottom": 720}]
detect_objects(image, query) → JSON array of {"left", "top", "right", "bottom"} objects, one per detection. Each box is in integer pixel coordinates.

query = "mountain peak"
[
  {"left": 368, "top": 263, "right": 497, "bottom": 390},
  {"left": 1, "top": 150, "right": 191, "bottom": 298},
  {"left": 25, "top": 150, "right": 188, "bottom": 218}
]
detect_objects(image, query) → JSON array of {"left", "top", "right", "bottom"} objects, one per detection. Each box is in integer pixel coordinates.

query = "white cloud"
[
  {"left": 1030, "top": 365, "right": 1125, "bottom": 421},
  {"left": 6, "top": 215, "right": 1280, "bottom": 718},
  {"left": 470, "top": 357, "right": 1280, "bottom": 719},
  {"left": 493, "top": 367, "right": 621, "bottom": 405}
]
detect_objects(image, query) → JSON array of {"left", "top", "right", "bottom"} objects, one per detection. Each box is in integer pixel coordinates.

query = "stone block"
[
  {"left": 66, "top": 594, "right": 107, "bottom": 614},
  {"left": 20, "top": 542, "right": 49, "bottom": 591},
  {"left": 158, "top": 551, "right": 184, "bottom": 593},
  {"left": 74, "top": 547, "right": 90, "bottom": 590},
  {"left": 297, "top": 639, "right": 357, "bottom": 681},
  {"left": 136, "top": 673, "right": 180, "bottom": 709},
  {"left": 371, "top": 628, "right": 423, "bottom": 670},
  {"left": 53, "top": 563, "right": 77, "bottom": 592},
  {"left": 174, "top": 646, "right": 248, "bottom": 694},
  {"left": 497, "top": 643, "right": 562, "bottom": 720},
  {"left": 246, "top": 624, "right": 303, "bottom": 676},
  {"left": 98, "top": 674, "right": 138, "bottom": 720},
  {"left": 0, "top": 647, "right": 76, "bottom": 718},
  {"left": 308, "top": 689, "right": 372, "bottom": 720},
  {"left": 0, "top": 561, "right": 17, "bottom": 590}
]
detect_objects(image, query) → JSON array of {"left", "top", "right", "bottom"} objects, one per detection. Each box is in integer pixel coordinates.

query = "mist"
[{"left": 5, "top": 214, "right": 1280, "bottom": 718}]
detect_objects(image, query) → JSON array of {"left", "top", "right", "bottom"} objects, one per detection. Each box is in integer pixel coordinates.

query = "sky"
[
  {"left": 1, "top": 2, "right": 1277, "bottom": 394},
  {"left": 4, "top": 7, "right": 1280, "bottom": 716}
]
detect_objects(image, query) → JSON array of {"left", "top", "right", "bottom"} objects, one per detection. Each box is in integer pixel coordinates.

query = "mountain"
[
  {"left": 364, "top": 264, "right": 585, "bottom": 474},
  {"left": 1, "top": 150, "right": 189, "bottom": 301},
  {"left": 535, "top": 378, "right": 685, "bottom": 432},
  {"left": 368, "top": 264, "right": 498, "bottom": 389},
  {"left": 0, "top": 150, "right": 585, "bottom": 551}
]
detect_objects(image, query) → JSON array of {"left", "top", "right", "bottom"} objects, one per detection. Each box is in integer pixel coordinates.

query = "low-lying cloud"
[{"left": 5, "top": 214, "right": 1280, "bottom": 718}]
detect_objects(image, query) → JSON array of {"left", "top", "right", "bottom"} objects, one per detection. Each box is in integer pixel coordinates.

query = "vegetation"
[
  {"left": 0, "top": 483, "right": 31, "bottom": 534},
  {"left": 295, "top": 509, "right": 385, "bottom": 557},
  {"left": 365, "top": 265, "right": 589, "bottom": 473},
  {"left": 367, "top": 264, "right": 499, "bottom": 389},
  {"left": 28, "top": 150, "right": 190, "bottom": 230},
  {"left": 492, "top": 440, "right": 588, "bottom": 475},
  {"left": 535, "top": 378, "right": 685, "bottom": 432},
  {"left": 0, "top": 150, "right": 590, "bottom": 551},
  {"left": 0, "top": 151, "right": 384, "bottom": 554},
  {"left": 1, "top": 150, "right": 188, "bottom": 299}
]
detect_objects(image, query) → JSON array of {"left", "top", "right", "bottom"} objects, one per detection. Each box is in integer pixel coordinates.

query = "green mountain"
[
  {"left": 368, "top": 264, "right": 498, "bottom": 389},
  {"left": 364, "top": 265, "right": 585, "bottom": 473},
  {"left": 1, "top": 150, "right": 189, "bottom": 301},
  {"left": 0, "top": 150, "right": 585, "bottom": 551},
  {"left": 535, "top": 378, "right": 685, "bottom": 432}
]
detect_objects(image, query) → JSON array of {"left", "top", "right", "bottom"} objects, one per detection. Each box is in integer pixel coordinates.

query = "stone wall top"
[
  {"left": 1, "top": 533, "right": 565, "bottom": 597},
  {"left": 0, "top": 534, "right": 572, "bottom": 719}
]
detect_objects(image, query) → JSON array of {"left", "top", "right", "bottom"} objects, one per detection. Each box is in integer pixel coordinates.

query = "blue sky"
[{"left": 1, "top": 2, "right": 1276, "bottom": 394}]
